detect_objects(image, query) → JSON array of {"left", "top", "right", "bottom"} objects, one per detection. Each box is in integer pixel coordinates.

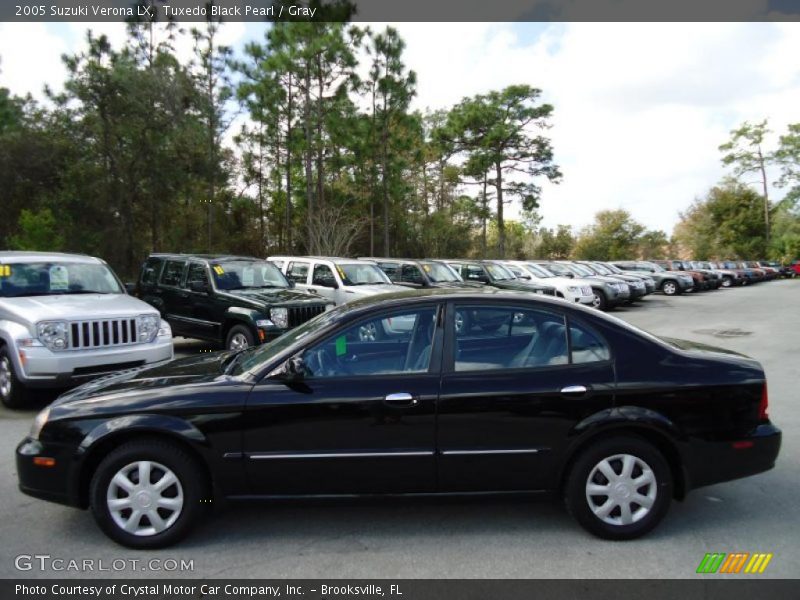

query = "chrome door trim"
[{"left": 247, "top": 450, "right": 434, "bottom": 460}]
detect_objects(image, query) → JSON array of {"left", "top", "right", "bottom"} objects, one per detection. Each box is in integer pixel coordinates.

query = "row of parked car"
[{"left": 0, "top": 250, "right": 794, "bottom": 408}]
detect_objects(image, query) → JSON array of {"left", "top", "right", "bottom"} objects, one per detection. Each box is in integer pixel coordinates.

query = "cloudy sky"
[{"left": 1, "top": 21, "right": 798, "bottom": 234}]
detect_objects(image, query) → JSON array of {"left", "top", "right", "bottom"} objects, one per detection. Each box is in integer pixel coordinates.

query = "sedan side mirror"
[{"left": 271, "top": 355, "right": 306, "bottom": 381}]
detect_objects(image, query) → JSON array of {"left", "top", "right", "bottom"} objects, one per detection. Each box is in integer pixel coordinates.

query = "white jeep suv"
[
  {"left": 0, "top": 252, "right": 173, "bottom": 408},
  {"left": 502, "top": 260, "right": 595, "bottom": 305}
]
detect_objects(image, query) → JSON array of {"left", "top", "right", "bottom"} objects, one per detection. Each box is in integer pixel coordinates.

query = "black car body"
[
  {"left": 135, "top": 254, "right": 332, "bottom": 350},
  {"left": 17, "top": 289, "right": 780, "bottom": 548}
]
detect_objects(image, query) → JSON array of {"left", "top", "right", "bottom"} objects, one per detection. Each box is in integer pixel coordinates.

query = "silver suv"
[
  {"left": 0, "top": 252, "right": 173, "bottom": 408},
  {"left": 268, "top": 256, "right": 408, "bottom": 306}
]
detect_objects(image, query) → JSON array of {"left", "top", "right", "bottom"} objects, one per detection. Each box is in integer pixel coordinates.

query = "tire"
[
  {"left": 225, "top": 324, "right": 255, "bottom": 350},
  {"left": 591, "top": 289, "right": 608, "bottom": 311},
  {"left": 661, "top": 280, "right": 678, "bottom": 296},
  {"left": 89, "top": 438, "right": 207, "bottom": 549},
  {"left": 721, "top": 276, "right": 732, "bottom": 288},
  {"left": 357, "top": 321, "right": 384, "bottom": 342},
  {"left": 0, "top": 347, "right": 31, "bottom": 409},
  {"left": 564, "top": 436, "right": 672, "bottom": 540}
]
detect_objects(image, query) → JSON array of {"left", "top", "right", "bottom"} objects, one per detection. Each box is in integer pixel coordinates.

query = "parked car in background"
[
  {"left": 744, "top": 261, "right": 777, "bottom": 280},
  {"left": 534, "top": 261, "right": 630, "bottom": 310},
  {"left": 698, "top": 261, "right": 744, "bottom": 287},
  {"left": 757, "top": 261, "right": 795, "bottom": 278},
  {"left": 17, "top": 288, "right": 781, "bottom": 548},
  {"left": 720, "top": 261, "right": 759, "bottom": 284},
  {"left": 0, "top": 251, "right": 173, "bottom": 408},
  {"left": 574, "top": 261, "right": 650, "bottom": 302},
  {"left": 136, "top": 254, "right": 332, "bottom": 351},
  {"left": 653, "top": 260, "right": 712, "bottom": 291},
  {"left": 791, "top": 260, "right": 800, "bottom": 277},
  {"left": 729, "top": 261, "right": 767, "bottom": 282},
  {"left": 609, "top": 261, "right": 694, "bottom": 296},
  {"left": 676, "top": 261, "right": 722, "bottom": 289},
  {"left": 363, "top": 258, "right": 477, "bottom": 289},
  {"left": 441, "top": 260, "right": 557, "bottom": 297},
  {"left": 501, "top": 261, "right": 595, "bottom": 305},
  {"left": 269, "top": 256, "right": 407, "bottom": 306},
  {"left": 600, "top": 262, "right": 657, "bottom": 295}
]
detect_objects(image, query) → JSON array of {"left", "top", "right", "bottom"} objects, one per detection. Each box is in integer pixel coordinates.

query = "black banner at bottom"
[{"left": 2, "top": 580, "right": 798, "bottom": 600}]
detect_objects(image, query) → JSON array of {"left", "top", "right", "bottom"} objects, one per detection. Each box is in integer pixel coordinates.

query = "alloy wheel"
[
  {"left": 585, "top": 453, "right": 657, "bottom": 526},
  {"left": 106, "top": 460, "right": 184, "bottom": 537},
  {"left": 228, "top": 333, "right": 250, "bottom": 351},
  {"left": 0, "top": 357, "right": 11, "bottom": 400},
  {"left": 663, "top": 282, "right": 677, "bottom": 295},
  {"left": 358, "top": 323, "right": 379, "bottom": 342}
]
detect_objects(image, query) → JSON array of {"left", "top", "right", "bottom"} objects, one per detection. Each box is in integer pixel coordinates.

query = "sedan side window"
[
  {"left": 303, "top": 308, "right": 438, "bottom": 379},
  {"left": 287, "top": 262, "right": 309, "bottom": 284},
  {"left": 453, "top": 306, "right": 568, "bottom": 372},
  {"left": 569, "top": 321, "right": 610, "bottom": 364}
]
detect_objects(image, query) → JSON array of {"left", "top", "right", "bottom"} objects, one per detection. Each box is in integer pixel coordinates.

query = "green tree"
[
  {"left": 9, "top": 208, "right": 66, "bottom": 251},
  {"left": 536, "top": 225, "right": 574, "bottom": 259},
  {"left": 572, "top": 210, "right": 646, "bottom": 260},
  {"left": 719, "top": 120, "right": 773, "bottom": 244},
  {"left": 774, "top": 122, "right": 800, "bottom": 208},
  {"left": 441, "top": 84, "right": 561, "bottom": 258}
]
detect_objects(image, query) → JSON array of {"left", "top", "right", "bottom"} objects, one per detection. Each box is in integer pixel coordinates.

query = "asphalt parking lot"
[{"left": 1, "top": 281, "right": 798, "bottom": 579}]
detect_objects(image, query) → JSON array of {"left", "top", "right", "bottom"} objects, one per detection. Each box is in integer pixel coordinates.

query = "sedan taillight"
[{"left": 759, "top": 383, "right": 769, "bottom": 421}]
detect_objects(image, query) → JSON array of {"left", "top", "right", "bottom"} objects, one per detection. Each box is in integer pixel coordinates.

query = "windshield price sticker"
[
  {"left": 0, "top": 265, "right": 10, "bottom": 277},
  {"left": 422, "top": 264, "right": 431, "bottom": 272},
  {"left": 49, "top": 265, "right": 69, "bottom": 290},
  {"left": 212, "top": 265, "right": 225, "bottom": 275},
  {"left": 337, "top": 266, "right": 346, "bottom": 279}
]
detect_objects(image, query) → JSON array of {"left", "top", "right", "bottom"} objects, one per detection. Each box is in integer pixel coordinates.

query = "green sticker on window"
[{"left": 335, "top": 336, "right": 347, "bottom": 356}]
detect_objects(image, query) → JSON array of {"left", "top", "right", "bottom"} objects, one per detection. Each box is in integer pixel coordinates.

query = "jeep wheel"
[
  {"left": 591, "top": 290, "right": 608, "bottom": 311},
  {"left": 661, "top": 281, "right": 678, "bottom": 296},
  {"left": 226, "top": 325, "right": 255, "bottom": 350},
  {"left": 0, "top": 348, "right": 31, "bottom": 409}
]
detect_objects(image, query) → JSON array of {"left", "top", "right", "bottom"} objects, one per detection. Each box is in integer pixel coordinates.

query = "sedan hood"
[
  {"left": 1, "top": 293, "right": 157, "bottom": 324},
  {"left": 54, "top": 352, "right": 232, "bottom": 406}
]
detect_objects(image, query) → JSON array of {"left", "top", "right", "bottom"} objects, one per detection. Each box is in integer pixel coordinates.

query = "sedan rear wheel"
[
  {"left": 90, "top": 439, "right": 206, "bottom": 548},
  {"left": 565, "top": 436, "right": 672, "bottom": 540}
]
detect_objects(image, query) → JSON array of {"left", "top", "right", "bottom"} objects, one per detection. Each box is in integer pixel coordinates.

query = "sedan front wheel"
[
  {"left": 565, "top": 436, "right": 672, "bottom": 540},
  {"left": 90, "top": 439, "right": 206, "bottom": 548}
]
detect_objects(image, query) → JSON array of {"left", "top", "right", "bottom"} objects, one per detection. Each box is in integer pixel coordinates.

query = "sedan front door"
[{"left": 243, "top": 303, "right": 443, "bottom": 495}]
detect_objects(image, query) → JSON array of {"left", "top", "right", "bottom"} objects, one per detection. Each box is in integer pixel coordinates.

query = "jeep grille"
[
  {"left": 288, "top": 305, "right": 327, "bottom": 328},
  {"left": 70, "top": 318, "right": 139, "bottom": 349}
]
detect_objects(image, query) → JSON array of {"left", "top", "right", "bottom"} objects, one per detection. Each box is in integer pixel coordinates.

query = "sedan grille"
[
  {"left": 70, "top": 318, "right": 139, "bottom": 350},
  {"left": 288, "top": 305, "right": 328, "bottom": 328}
]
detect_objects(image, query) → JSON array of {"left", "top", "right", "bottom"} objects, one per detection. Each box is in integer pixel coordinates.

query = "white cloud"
[{"left": 0, "top": 23, "right": 69, "bottom": 97}]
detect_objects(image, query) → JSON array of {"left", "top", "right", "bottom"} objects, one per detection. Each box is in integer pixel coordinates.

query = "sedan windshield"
[
  {"left": 0, "top": 262, "right": 123, "bottom": 297},
  {"left": 211, "top": 260, "right": 289, "bottom": 290},
  {"left": 338, "top": 263, "right": 392, "bottom": 286},
  {"left": 420, "top": 261, "right": 461, "bottom": 283}
]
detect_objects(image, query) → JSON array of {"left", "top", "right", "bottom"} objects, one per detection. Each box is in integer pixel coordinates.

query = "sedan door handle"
[
  {"left": 384, "top": 392, "right": 418, "bottom": 406},
  {"left": 560, "top": 385, "right": 588, "bottom": 395}
]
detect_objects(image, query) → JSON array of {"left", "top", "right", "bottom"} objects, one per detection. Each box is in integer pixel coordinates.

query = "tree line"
[
  {"left": 1, "top": 18, "right": 799, "bottom": 280},
  {"left": 0, "top": 18, "right": 561, "bottom": 278}
]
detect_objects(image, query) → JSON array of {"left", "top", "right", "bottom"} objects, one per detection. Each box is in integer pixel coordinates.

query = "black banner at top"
[{"left": 2, "top": 0, "right": 800, "bottom": 23}]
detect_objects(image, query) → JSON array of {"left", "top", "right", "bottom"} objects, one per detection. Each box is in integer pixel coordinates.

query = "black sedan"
[{"left": 17, "top": 288, "right": 781, "bottom": 548}]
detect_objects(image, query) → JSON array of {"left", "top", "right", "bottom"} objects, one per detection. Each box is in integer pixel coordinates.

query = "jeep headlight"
[
  {"left": 269, "top": 307, "right": 289, "bottom": 329},
  {"left": 30, "top": 406, "right": 50, "bottom": 440},
  {"left": 157, "top": 319, "right": 171, "bottom": 338},
  {"left": 567, "top": 286, "right": 579, "bottom": 293},
  {"left": 137, "top": 314, "right": 160, "bottom": 343},
  {"left": 37, "top": 321, "right": 70, "bottom": 351}
]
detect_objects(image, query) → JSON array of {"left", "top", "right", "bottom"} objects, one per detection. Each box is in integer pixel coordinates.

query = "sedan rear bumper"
[{"left": 684, "top": 423, "right": 781, "bottom": 491}]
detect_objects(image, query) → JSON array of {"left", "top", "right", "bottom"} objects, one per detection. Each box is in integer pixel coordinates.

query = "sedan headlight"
[
  {"left": 30, "top": 406, "right": 50, "bottom": 440},
  {"left": 269, "top": 307, "right": 289, "bottom": 329},
  {"left": 137, "top": 314, "right": 160, "bottom": 343},
  {"left": 36, "top": 321, "right": 70, "bottom": 351}
]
